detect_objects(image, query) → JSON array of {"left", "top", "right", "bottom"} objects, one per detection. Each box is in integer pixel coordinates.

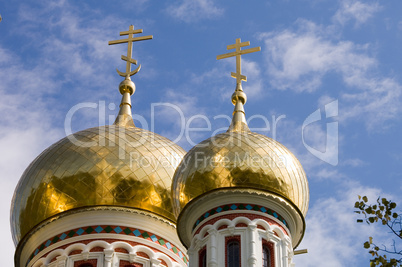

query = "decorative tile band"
[
  {"left": 193, "top": 203, "right": 288, "bottom": 231},
  {"left": 28, "top": 225, "right": 188, "bottom": 266}
]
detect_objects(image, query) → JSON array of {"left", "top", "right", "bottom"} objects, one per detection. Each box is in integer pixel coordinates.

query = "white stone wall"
[{"left": 188, "top": 216, "right": 293, "bottom": 267}]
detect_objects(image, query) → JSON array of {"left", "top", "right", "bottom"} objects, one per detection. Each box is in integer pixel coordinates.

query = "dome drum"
[
  {"left": 14, "top": 206, "right": 188, "bottom": 267},
  {"left": 176, "top": 189, "right": 305, "bottom": 249}
]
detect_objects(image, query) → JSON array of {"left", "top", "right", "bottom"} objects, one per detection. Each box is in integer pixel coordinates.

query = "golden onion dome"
[
  {"left": 172, "top": 130, "right": 309, "bottom": 216},
  {"left": 10, "top": 75, "right": 186, "bottom": 245},
  {"left": 172, "top": 83, "right": 309, "bottom": 217},
  {"left": 11, "top": 125, "right": 186, "bottom": 245}
]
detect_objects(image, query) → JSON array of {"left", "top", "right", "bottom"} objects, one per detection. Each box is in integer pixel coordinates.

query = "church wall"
[
  {"left": 177, "top": 190, "right": 297, "bottom": 267},
  {"left": 17, "top": 208, "right": 188, "bottom": 267}
]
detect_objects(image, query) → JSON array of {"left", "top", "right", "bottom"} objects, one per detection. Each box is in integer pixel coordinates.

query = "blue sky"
[{"left": 1, "top": 0, "right": 402, "bottom": 266}]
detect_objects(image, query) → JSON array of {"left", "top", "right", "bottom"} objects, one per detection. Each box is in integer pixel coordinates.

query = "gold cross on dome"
[
  {"left": 217, "top": 38, "right": 261, "bottom": 84},
  {"left": 109, "top": 25, "right": 153, "bottom": 78}
]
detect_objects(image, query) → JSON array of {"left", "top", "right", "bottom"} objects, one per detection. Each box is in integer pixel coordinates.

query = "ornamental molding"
[
  {"left": 183, "top": 188, "right": 301, "bottom": 221},
  {"left": 16, "top": 206, "right": 176, "bottom": 267},
  {"left": 191, "top": 203, "right": 289, "bottom": 233},
  {"left": 26, "top": 225, "right": 188, "bottom": 267}
]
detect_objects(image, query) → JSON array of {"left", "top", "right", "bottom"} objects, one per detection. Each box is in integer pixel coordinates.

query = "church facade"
[{"left": 11, "top": 26, "right": 309, "bottom": 267}]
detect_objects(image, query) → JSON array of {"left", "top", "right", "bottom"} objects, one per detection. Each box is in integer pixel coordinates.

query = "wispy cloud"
[
  {"left": 194, "top": 58, "right": 263, "bottom": 103},
  {"left": 0, "top": 45, "right": 63, "bottom": 261},
  {"left": 166, "top": 0, "right": 224, "bottom": 23},
  {"left": 17, "top": 1, "right": 123, "bottom": 89},
  {"left": 151, "top": 89, "right": 207, "bottom": 149},
  {"left": 259, "top": 20, "right": 375, "bottom": 92},
  {"left": 259, "top": 19, "right": 402, "bottom": 128},
  {"left": 341, "top": 158, "right": 366, "bottom": 167},
  {"left": 242, "top": 59, "right": 263, "bottom": 98},
  {"left": 333, "top": 0, "right": 381, "bottom": 27}
]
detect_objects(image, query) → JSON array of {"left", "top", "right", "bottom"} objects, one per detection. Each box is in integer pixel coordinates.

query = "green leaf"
[
  {"left": 364, "top": 241, "right": 371, "bottom": 249},
  {"left": 363, "top": 196, "right": 368, "bottom": 202}
]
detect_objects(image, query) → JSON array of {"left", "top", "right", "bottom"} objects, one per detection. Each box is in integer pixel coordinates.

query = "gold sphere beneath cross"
[{"left": 119, "top": 78, "right": 136, "bottom": 95}]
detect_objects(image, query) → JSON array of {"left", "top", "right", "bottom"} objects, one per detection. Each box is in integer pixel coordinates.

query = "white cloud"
[
  {"left": 16, "top": 0, "right": 157, "bottom": 102},
  {"left": 341, "top": 78, "right": 401, "bottom": 129},
  {"left": 260, "top": 20, "right": 375, "bottom": 93},
  {"left": 259, "top": 19, "right": 402, "bottom": 128},
  {"left": 294, "top": 182, "right": 396, "bottom": 266},
  {"left": 166, "top": 0, "right": 224, "bottom": 23},
  {"left": 242, "top": 59, "right": 263, "bottom": 98},
  {"left": 333, "top": 0, "right": 381, "bottom": 27},
  {"left": 0, "top": 47, "right": 63, "bottom": 265},
  {"left": 342, "top": 158, "right": 365, "bottom": 167}
]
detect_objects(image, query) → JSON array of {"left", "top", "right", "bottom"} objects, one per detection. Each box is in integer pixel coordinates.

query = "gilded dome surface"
[
  {"left": 11, "top": 125, "right": 186, "bottom": 244},
  {"left": 172, "top": 130, "right": 309, "bottom": 216}
]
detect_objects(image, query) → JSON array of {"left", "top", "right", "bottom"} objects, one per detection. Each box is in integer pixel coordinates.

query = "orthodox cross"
[
  {"left": 109, "top": 25, "right": 153, "bottom": 78},
  {"left": 217, "top": 38, "right": 261, "bottom": 85}
]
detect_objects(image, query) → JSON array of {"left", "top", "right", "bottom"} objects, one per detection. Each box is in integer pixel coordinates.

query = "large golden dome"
[
  {"left": 172, "top": 81, "right": 309, "bottom": 218},
  {"left": 11, "top": 125, "right": 186, "bottom": 245},
  {"left": 172, "top": 130, "right": 309, "bottom": 217}
]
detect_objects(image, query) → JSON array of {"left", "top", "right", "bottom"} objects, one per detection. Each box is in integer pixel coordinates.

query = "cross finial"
[
  {"left": 217, "top": 38, "right": 261, "bottom": 133},
  {"left": 216, "top": 38, "right": 261, "bottom": 85},
  {"left": 109, "top": 25, "right": 153, "bottom": 78}
]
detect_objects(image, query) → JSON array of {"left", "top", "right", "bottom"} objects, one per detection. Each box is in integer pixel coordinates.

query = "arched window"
[
  {"left": 199, "top": 247, "right": 207, "bottom": 267},
  {"left": 262, "top": 245, "right": 270, "bottom": 267},
  {"left": 227, "top": 240, "right": 240, "bottom": 267}
]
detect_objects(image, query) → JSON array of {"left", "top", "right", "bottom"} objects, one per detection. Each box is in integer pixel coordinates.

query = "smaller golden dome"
[
  {"left": 11, "top": 125, "right": 186, "bottom": 245},
  {"left": 172, "top": 130, "right": 309, "bottom": 217}
]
